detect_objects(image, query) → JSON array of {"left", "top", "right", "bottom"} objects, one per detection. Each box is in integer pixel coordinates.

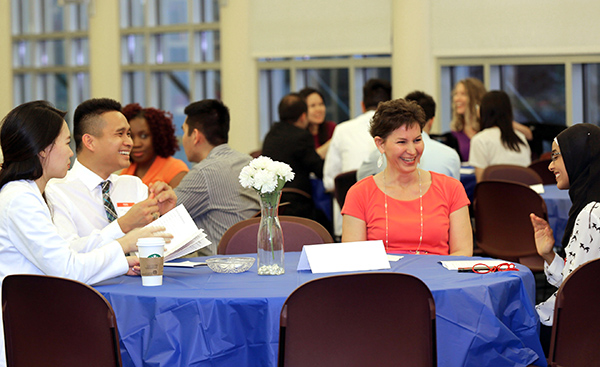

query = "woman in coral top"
[
  {"left": 342, "top": 98, "right": 473, "bottom": 256},
  {"left": 121, "top": 104, "right": 189, "bottom": 188}
]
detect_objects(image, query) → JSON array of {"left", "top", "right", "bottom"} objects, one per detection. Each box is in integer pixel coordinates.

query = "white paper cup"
[{"left": 137, "top": 238, "right": 165, "bottom": 286}]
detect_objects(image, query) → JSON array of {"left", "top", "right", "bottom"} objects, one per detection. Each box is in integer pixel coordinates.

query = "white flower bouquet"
[
  {"left": 239, "top": 156, "right": 294, "bottom": 206},
  {"left": 239, "top": 156, "right": 294, "bottom": 275}
]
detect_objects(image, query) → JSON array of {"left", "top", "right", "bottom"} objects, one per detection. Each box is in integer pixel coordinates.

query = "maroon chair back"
[
  {"left": 473, "top": 180, "right": 547, "bottom": 271},
  {"left": 549, "top": 258, "right": 600, "bottom": 366},
  {"left": 528, "top": 159, "right": 556, "bottom": 185},
  {"left": 278, "top": 273, "right": 436, "bottom": 367},
  {"left": 2, "top": 274, "right": 122, "bottom": 367},
  {"left": 333, "top": 170, "right": 357, "bottom": 208},
  {"left": 218, "top": 215, "right": 333, "bottom": 255},
  {"left": 482, "top": 164, "right": 543, "bottom": 185}
]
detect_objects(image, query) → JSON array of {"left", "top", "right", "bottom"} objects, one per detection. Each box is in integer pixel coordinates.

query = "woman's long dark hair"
[
  {"left": 479, "top": 90, "right": 526, "bottom": 152},
  {"left": 0, "top": 101, "right": 67, "bottom": 190},
  {"left": 299, "top": 87, "right": 329, "bottom": 146}
]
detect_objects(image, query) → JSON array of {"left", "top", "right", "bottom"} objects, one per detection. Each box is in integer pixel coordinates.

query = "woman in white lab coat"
[{"left": 0, "top": 101, "right": 168, "bottom": 367}]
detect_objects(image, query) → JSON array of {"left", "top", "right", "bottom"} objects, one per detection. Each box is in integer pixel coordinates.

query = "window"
[
  {"left": 258, "top": 55, "right": 391, "bottom": 141},
  {"left": 582, "top": 64, "right": 600, "bottom": 126},
  {"left": 11, "top": 0, "right": 90, "bottom": 115},
  {"left": 440, "top": 60, "right": 569, "bottom": 133},
  {"left": 499, "top": 64, "right": 565, "bottom": 125},
  {"left": 120, "top": 0, "right": 221, "bottom": 165}
]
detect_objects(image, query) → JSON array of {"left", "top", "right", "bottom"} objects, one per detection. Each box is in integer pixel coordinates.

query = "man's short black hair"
[
  {"left": 73, "top": 98, "right": 122, "bottom": 152},
  {"left": 405, "top": 91, "right": 436, "bottom": 122},
  {"left": 363, "top": 78, "right": 392, "bottom": 110},
  {"left": 278, "top": 93, "right": 307, "bottom": 124},
  {"left": 184, "top": 99, "right": 230, "bottom": 146}
]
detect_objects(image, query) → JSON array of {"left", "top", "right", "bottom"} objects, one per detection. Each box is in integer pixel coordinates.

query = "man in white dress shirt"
[
  {"left": 356, "top": 91, "right": 461, "bottom": 181},
  {"left": 323, "top": 78, "right": 392, "bottom": 238},
  {"left": 46, "top": 98, "right": 177, "bottom": 247}
]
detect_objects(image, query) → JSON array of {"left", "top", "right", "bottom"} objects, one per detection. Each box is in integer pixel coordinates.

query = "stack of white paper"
[{"left": 144, "top": 204, "right": 211, "bottom": 262}]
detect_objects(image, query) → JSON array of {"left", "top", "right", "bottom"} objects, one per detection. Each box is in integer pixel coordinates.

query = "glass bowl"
[{"left": 206, "top": 257, "right": 255, "bottom": 274}]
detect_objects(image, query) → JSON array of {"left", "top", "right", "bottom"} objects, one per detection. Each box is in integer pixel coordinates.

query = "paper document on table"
[
  {"left": 460, "top": 167, "right": 475, "bottom": 175},
  {"left": 164, "top": 260, "right": 206, "bottom": 268},
  {"left": 440, "top": 259, "right": 509, "bottom": 271},
  {"left": 144, "top": 204, "right": 211, "bottom": 262},
  {"left": 297, "top": 240, "right": 390, "bottom": 273},
  {"left": 529, "top": 184, "right": 545, "bottom": 194}
]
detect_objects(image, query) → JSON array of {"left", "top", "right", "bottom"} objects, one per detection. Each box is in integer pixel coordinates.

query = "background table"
[
  {"left": 540, "top": 184, "right": 571, "bottom": 246},
  {"left": 94, "top": 253, "right": 546, "bottom": 367}
]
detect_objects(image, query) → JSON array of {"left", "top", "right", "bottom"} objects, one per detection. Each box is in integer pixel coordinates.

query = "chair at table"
[
  {"left": 528, "top": 159, "right": 556, "bottom": 185},
  {"left": 278, "top": 273, "right": 436, "bottom": 367},
  {"left": 218, "top": 215, "right": 333, "bottom": 254},
  {"left": 548, "top": 257, "right": 600, "bottom": 366},
  {"left": 2, "top": 274, "right": 122, "bottom": 367},
  {"left": 482, "top": 164, "right": 543, "bottom": 185},
  {"left": 333, "top": 170, "right": 357, "bottom": 208},
  {"left": 473, "top": 180, "right": 547, "bottom": 272}
]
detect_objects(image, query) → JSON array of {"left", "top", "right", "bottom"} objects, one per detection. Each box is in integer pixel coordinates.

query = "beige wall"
[
  {"left": 431, "top": 0, "right": 600, "bottom": 57},
  {"left": 89, "top": 0, "right": 121, "bottom": 100},
  {"left": 220, "top": 1, "right": 260, "bottom": 155}
]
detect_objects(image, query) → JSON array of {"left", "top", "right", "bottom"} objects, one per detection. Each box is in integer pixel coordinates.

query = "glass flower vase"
[{"left": 257, "top": 191, "right": 285, "bottom": 275}]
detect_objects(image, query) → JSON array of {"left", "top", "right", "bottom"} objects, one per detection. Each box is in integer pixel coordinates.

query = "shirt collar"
[
  {"left": 206, "top": 144, "right": 229, "bottom": 159},
  {"left": 71, "top": 159, "right": 117, "bottom": 192}
]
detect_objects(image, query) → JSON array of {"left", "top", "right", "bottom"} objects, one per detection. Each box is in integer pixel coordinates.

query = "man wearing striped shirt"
[{"left": 175, "top": 100, "right": 260, "bottom": 255}]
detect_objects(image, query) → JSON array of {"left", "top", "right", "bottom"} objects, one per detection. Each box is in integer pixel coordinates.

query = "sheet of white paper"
[
  {"left": 529, "top": 183, "right": 545, "bottom": 194},
  {"left": 439, "top": 259, "right": 510, "bottom": 271},
  {"left": 297, "top": 240, "right": 390, "bottom": 273},
  {"left": 387, "top": 255, "right": 403, "bottom": 262},
  {"left": 460, "top": 167, "right": 475, "bottom": 175},
  {"left": 144, "top": 204, "right": 211, "bottom": 261},
  {"left": 164, "top": 261, "right": 206, "bottom": 268}
]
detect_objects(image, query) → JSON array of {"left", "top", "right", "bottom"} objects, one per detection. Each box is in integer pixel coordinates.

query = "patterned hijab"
[{"left": 556, "top": 123, "right": 600, "bottom": 248}]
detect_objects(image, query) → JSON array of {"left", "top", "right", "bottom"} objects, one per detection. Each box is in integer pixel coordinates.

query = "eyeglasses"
[
  {"left": 471, "top": 262, "right": 519, "bottom": 274},
  {"left": 551, "top": 151, "right": 562, "bottom": 162}
]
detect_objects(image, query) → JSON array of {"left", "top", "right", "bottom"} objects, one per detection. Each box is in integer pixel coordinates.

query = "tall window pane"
[
  {"left": 156, "top": 0, "right": 188, "bottom": 25},
  {"left": 583, "top": 64, "right": 600, "bottom": 126},
  {"left": 12, "top": 0, "right": 90, "bottom": 116},
  {"left": 500, "top": 65, "right": 565, "bottom": 125},
  {"left": 259, "top": 69, "right": 290, "bottom": 140},
  {"left": 297, "top": 68, "right": 350, "bottom": 124}
]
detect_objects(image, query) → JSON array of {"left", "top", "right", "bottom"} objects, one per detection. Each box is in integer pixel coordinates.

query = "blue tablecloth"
[
  {"left": 540, "top": 184, "right": 571, "bottom": 246},
  {"left": 94, "top": 253, "right": 546, "bottom": 367}
]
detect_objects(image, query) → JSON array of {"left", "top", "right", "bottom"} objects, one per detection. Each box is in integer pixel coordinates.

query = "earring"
[{"left": 377, "top": 153, "right": 384, "bottom": 168}]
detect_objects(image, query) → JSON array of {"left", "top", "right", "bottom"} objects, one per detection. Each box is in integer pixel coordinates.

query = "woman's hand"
[
  {"left": 117, "top": 226, "right": 173, "bottom": 254},
  {"left": 125, "top": 256, "right": 140, "bottom": 276},
  {"left": 529, "top": 213, "right": 556, "bottom": 264}
]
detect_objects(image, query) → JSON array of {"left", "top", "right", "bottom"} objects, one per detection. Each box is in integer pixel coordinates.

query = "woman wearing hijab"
[{"left": 530, "top": 123, "right": 600, "bottom": 354}]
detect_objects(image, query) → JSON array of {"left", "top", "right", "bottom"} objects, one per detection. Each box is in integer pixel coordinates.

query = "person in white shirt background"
[
  {"left": 0, "top": 100, "right": 170, "bottom": 367},
  {"left": 468, "top": 90, "right": 532, "bottom": 182},
  {"left": 323, "top": 78, "right": 392, "bottom": 239},
  {"left": 46, "top": 98, "right": 177, "bottom": 249}
]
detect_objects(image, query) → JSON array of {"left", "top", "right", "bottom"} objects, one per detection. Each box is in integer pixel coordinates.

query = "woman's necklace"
[{"left": 383, "top": 168, "right": 423, "bottom": 253}]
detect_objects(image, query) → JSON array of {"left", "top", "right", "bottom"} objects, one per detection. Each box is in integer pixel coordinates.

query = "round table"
[{"left": 94, "top": 252, "right": 546, "bottom": 367}]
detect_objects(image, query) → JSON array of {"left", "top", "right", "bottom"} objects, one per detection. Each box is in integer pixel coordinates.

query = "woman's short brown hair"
[{"left": 369, "top": 98, "right": 426, "bottom": 140}]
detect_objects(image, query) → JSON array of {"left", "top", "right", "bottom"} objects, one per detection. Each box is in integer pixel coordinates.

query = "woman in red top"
[
  {"left": 121, "top": 104, "right": 188, "bottom": 188},
  {"left": 342, "top": 98, "right": 473, "bottom": 255}
]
